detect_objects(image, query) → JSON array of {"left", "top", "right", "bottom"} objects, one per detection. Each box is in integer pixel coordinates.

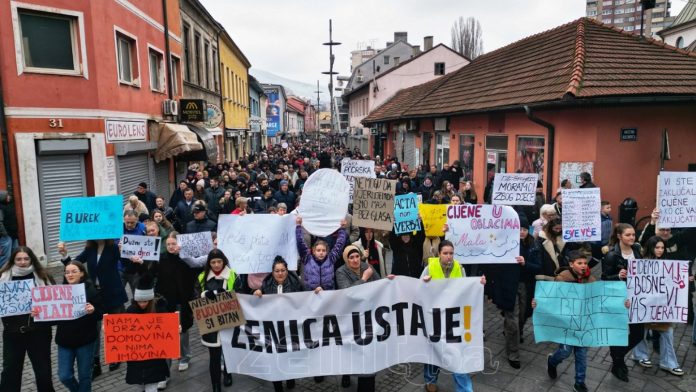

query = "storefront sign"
[
  {"left": 205, "top": 103, "right": 223, "bottom": 128},
  {"left": 105, "top": 119, "right": 147, "bottom": 143},
  {"left": 621, "top": 128, "right": 638, "bottom": 141},
  {"left": 179, "top": 99, "right": 207, "bottom": 122}
]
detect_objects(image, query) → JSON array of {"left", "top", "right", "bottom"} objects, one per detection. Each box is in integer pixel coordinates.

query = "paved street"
[{"left": 5, "top": 264, "right": 696, "bottom": 392}]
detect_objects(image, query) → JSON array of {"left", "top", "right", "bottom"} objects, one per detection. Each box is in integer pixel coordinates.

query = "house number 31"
[{"left": 49, "top": 119, "right": 64, "bottom": 128}]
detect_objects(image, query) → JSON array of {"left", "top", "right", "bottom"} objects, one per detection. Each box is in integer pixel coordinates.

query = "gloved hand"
[{"left": 204, "top": 290, "right": 217, "bottom": 301}]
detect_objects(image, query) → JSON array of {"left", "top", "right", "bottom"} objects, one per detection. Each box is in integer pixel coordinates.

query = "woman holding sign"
[
  {"left": 0, "top": 247, "right": 56, "bottom": 392},
  {"left": 199, "top": 249, "right": 242, "bottom": 392},
  {"left": 56, "top": 261, "right": 102, "bottom": 392}
]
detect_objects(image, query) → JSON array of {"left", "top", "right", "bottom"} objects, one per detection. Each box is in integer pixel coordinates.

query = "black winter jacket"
[
  {"left": 125, "top": 298, "right": 170, "bottom": 385},
  {"left": 55, "top": 279, "right": 103, "bottom": 348}
]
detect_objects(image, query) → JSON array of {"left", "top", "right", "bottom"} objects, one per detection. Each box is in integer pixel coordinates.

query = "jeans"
[
  {"left": 120, "top": 271, "right": 138, "bottom": 296},
  {"left": 549, "top": 344, "right": 587, "bottom": 384},
  {"left": 177, "top": 304, "right": 191, "bottom": 364},
  {"left": 423, "top": 364, "right": 473, "bottom": 392},
  {"left": 58, "top": 342, "right": 96, "bottom": 392},
  {"left": 0, "top": 235, "right": 12, "bottom": 269},
  {"left": 632, "top": 327, "right": 679, "bottom": 369},
  {"left": 0, "top": 327, "right": 55, "bottom": 392}
]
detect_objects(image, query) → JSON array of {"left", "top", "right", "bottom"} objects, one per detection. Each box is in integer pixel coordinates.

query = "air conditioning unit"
[
  {"left": 162, "top": 99, "right": 178, "bottom": 116},
  {"left": 356, "top": 75, "right": 364, "bottom": 82}
]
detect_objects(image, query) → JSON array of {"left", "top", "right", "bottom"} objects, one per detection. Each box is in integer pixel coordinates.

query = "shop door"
[
  {"left": 435, "top": 132, "right": 450, "bottom": 169},
  {"left": 118, "top": 153, "right": 151, "bottom": 205},
  {"left": 37, "top": 154, "right": 86, "bottom": 261}
]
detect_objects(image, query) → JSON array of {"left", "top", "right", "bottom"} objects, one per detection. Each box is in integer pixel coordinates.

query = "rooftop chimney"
[
  {"left": 424, "top": 36, "right": 433, "bottom": 51},
  {"left": 394, "top": 32, "right": 408, "bottom": 43},
  {"left": 412, "top": 45, "right": 421, "bottom": 55}
]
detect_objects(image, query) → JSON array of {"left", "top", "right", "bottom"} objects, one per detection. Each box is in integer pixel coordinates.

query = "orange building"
[
  {"left": 0, "top": 0, "right": 203, "bottom": 262},
  {"left": 363, "top": 18, "right": 696, "bottom": 223}
]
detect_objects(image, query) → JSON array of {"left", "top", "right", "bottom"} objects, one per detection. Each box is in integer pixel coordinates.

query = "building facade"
[
  {"left": 218, "top": 29, "right": 251, "bottom": 162},
  {"left": 659, "top": 0, "right": 696, "bottom": 50},
  {"left": 262, "top": 84, "right": 287, "bottom": 144},
  {"left": 248, "top": 75, "right": 267, "bottom": 153},
  {"left": 586, "top": 0, "right": 674, "bottom": 36}
]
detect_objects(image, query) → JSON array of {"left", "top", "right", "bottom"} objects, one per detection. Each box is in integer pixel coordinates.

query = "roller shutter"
[
  {"left": 153, "top": 159, "right": 171, "bottom": 200},
  {"left": 118, "top": 154, "right": 151, "bottom": 205},
  {"left": 403, "top": 131, "right": 416, "bottom": 168}
]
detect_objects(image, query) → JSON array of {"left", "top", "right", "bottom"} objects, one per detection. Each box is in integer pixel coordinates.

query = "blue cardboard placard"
[
  {"left": 60, "top": 195, "right": 123, "bottom": 241},
  {"left": 533, "top": 281, "right": 628, "bottom": 347},
  {"left": 393, "top": 193, "right": 421, "bottom": 234}
]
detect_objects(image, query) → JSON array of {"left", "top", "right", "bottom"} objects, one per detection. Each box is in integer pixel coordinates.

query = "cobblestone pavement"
[{"left": 5, "top": 262, "right": 696, "bottom": 392}]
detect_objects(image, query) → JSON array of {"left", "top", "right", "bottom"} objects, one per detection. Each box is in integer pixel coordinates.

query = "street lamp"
[{"left": 322, "top": 19, "right": 341, "bottom": 137}]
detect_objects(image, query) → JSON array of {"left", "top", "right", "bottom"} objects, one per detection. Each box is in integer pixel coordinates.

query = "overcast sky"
[{"left": 200, "top": 0, "right": 687, "bottom": 85}]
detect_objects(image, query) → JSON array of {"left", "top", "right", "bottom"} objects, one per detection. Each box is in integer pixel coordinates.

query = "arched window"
[{"left": 676, "top": 36, "right": 684, "bottom": 49}]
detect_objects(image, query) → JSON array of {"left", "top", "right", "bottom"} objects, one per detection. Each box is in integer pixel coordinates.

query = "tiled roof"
[{"left": 363, "top": 18, "right": 696, "bottom": 123}]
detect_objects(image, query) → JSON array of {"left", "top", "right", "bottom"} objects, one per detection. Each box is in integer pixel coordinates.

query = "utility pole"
[
  {"left": 322, "top": 19, "right": 340, "bottom": 139},
  {"left": 314, "top": 80, "right": 321, "bottom": 140}
]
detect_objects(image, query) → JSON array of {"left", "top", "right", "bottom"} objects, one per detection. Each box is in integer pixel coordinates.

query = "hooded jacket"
[{"left": 297, "top": 226, "right": 347, "bottom": 291}]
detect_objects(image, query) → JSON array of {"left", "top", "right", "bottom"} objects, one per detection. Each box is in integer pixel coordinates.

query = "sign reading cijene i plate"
[{"left": 105, "top": 119, "right": 147, "bottom": 143}]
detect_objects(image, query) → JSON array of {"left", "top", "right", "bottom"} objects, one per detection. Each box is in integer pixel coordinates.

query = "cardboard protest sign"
[
  {"left": 561, "top": 188, "right": 601, "bottom": 242},
  {"left": 60, "top": 195, "right": 123, "bottom": 241},
  {"left": 220, "top": 276, "right": 484, "bottom": 381},
  {"left": 533, "top": 281, "right": 628, "bottom": 347},
  {"left": 352, "top": 177, "right": 396, "bottom": 231},
  {"left": 217, "top": 214, "right": 298, "bottom": 273},
  {"left": 657, "top": 172, "right": 696, "bottom": 228},
  {"left": 189, "top": 291, "right": 245, "bottom": 334},
  {"left": 104, "top": 313, "right": 180, "bottom": 363},
  {"left": 0, "top": 280, "right": 34, "bottom": 317},
  {"left": 120, "top": 234, "right": 161, "bottom": 261},
  {"left": 32, "top": 284, "right": 87, "bottom": 321},
  {"left": 296, "top": 169, "right": 350, "bottom": 236},
  {"left": 492, "top": 173, "right": 538, "bottom": 205},
  {"left": 418, "top": 204, "right": 447, "bottom": 237},
  {"left": 177, "top": 231, "right": 214, "bottom": 259},
  {"left": 341, "top": 158, "right": 375, "bottom": 202},
  {"left": 627, "top": 259, "right": 689, "bottom": 323},
  {"left": 445, "top": 204, "right": 520, "bottom": 264},
  {"left": 394, "top": 193, "right": 421, "bottom": 234}
]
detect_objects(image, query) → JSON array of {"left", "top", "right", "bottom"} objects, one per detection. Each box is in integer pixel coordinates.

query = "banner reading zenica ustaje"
[{"left": 220, "top": 276, "right": 484, "bottom": 381}]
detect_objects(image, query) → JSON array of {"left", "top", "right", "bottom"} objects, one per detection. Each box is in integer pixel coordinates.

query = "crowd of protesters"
[{"left": 1, "top": 139, "right": 695, "bottom": 392}]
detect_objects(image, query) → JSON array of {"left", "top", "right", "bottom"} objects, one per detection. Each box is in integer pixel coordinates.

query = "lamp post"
[{"left": 322, "top": 19, "right": 340, "bottom": 139}]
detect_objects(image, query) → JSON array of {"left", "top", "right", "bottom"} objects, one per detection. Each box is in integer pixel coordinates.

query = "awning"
[
  {"left": 154, "top": 123, "right": 202, "bottom": 163},
  {"left": 185, "top": 124, "right": 218, "bottom": 163}
]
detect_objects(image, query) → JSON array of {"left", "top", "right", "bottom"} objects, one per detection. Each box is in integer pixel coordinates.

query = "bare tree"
[{"left": 451, "top": 17, "right": 484, "bottom": 59}]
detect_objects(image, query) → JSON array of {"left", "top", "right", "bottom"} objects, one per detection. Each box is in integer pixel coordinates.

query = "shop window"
[
  {"left": 458, "top": 135, "right": 475, "bottom": 181},
  {"left": 116, "top": 30, "right": 139, "bottom": 86},
  {"left": 516, "top": 136, "right": 545, "bottom": 180}
]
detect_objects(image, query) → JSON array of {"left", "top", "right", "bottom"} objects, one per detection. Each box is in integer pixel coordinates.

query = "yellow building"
[{"left": 218, "top": 29, "right": 251, "bottom": 162}]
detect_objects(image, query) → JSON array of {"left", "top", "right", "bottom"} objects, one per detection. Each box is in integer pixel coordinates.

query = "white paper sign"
[
  {"left": 445, "top": 204, "right": 520, "bottom": 264},
  {"left": 217, "top": 214, "right": 298, "bottom": 273},
  {"left": 627, "top": 259, "right": 689, "bottom": 323},
  {"left": 177, "top": 231, "right": 214, "bottom": 259},
  {"left": 0, "top": 280, "right": 35, "bottom": 317},
  {"left": 104, "top": 157, "right": 118, "bottom": 195},
  {"left": 559, "top": 162, "right": 594, "bottom": 189},
  {"left": 561, "top": 188, "right": 601, "bottom": 242},
  {"left": 32, "top": 284, "right": 87, "bottom": 321},
  {"left": 220, "top": 276, "right": 484, "bottom": 381},
  {"left": 657, "top": 172, "right": 696, "bottom": 228},
  {"left": 296, "top": 169, "right": 350, "bottom": 236},
  {"left": 120, "top": 234, "right": 161, "bottom": 261},
  {"left": 491, "top": 173, "right": 538, "bottom": 205},
  {"left": 341, "top": 158, "right": 375, "bottom": 202}
]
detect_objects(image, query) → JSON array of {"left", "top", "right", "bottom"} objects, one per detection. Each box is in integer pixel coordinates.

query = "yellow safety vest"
[{"left": 428, "top": 257, "right": 464, "bottom": 280}]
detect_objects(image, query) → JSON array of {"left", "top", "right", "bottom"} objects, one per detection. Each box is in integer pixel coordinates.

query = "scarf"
[
  {"left": 12, "top": 265, "right": 34, "bottom": 277},
  {"left": 0, "top": 265, "right": 47, "bottom": 286}
]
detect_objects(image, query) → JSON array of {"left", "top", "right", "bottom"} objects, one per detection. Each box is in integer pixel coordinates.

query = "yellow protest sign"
[{"left": 418, "top": 204, "right": 448, "bottom": 237}]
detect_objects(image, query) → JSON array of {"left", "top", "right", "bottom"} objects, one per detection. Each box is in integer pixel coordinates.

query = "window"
[
  {"left": 394, "top": 57, "right": 400, "bottom": 66},
  {"left": 170, "top": 55, "right": 180, "bottom": 95},
  {"left": 384, "top": 55, "right": 390, "bottom": 65},
  {"left": 602, "top": 9, "right": 612, "bottom": 15},
  {"left": 14, "top": 6, "right": 84, "bottom": 75},
  {"left": 603, "top": 18, "right": 612, "bottom": 23},
  {"left": 194, "top": 32, "right": 201, "bottom": 85},
  {"left": 625, "top": 25, "right": 635, "bottom": 31},
  {"left": 615, "top": 8, "right": 624, "bottom": 14},
  {"left": 458, "top": 135, "right": 475, "bottom": 181},
  {"left": 434, "top": 62, "right": 445, "bottom": 75},
  {"left": 115, "top": 31, "right": 138, "bottom": 85},
  {"left": 626, "top": 0, "right": 635, "bottom": 3},
  {"left": 516, "top": 137, "right": 545, "bottom": 179},
  {"left": 182, "top": 24, "right": 190, "bottom": 81},
  {"left": 148, "top": 47, "right": 164, "bottom": 92},
  {"left": 588, "top": 10, "right": 598, "bottom": 16},
  {"left": 628, "top": 17, "right": 635, "bottom": 22},
  {"left": 212, "top": 48, "right": 219, "bottom": 92},
  {"left": 614, "top": 17, "right": 624, "bottom": 23},
  {"left": 204, "top": 40, "right": 210, "bottom": 89},
  {"left": 676, "top": 37, "right": 684, "bottom": 48}
]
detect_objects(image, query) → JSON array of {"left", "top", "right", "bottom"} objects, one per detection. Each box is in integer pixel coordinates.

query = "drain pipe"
[
  {"left": 524, "top": 105, "right": 555, "bottom": 202},
  {"left": 0, "top": 72, "right": 13, "bottom": 193}
]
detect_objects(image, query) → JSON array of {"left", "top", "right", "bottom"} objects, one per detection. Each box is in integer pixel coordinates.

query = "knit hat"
[
  {"left": 134, "top": 275, "right": 155, "bottom": 301},
  {"left": 280, "top": 180, "right": 289, "bottom": 186},
  {"left": 196, "top": 179, "right": 205, "bottom": 188},
  {"left": 342, "top": 244, "right": 361, "bottom": 263},
  {"left": 518, "top": 214, "right": 529, "bottom": 229}
]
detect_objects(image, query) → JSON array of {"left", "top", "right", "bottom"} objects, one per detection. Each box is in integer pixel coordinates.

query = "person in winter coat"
[
  {"left": 169, "top": 181, "right": 188, "bottom": 209},
  {"left": 231, "top": 197, "right": 251, "bottom": 215},
  {"left": 419, "top": 175, "right": 436, "bottom": 202},
  {"left": 352, "top": 227, "right": 386, "bottom": 278},
  {"left": 173, "top": 188, "right": 196, "bottom": 232},
  {"left": 204, "top": 177, "right": 225, "bottom": 221},
  {"left": 199, "top": 249, "right": 241, "bottom": 391},
  {"left": 390, "top": 226, "right": 425, "bottom": 278},
  {"left": 486, "top": 216, "right": 541, "bottom": 368},
  {"left": 135, "top": 182, "right": 158, "bottom": 213},
  {"left": 124, "top": 276, "right": 170, "bottom": 391},
  {"left": 56, "top": 261, "right": 102, "bottom": 392},
  {"left": 296, "top": 216, "right": 347, "bottom": 292},
  {"left": 219, "top": 190, "right": 235, "bottom": 214},
  {"left": 154, "top": 196, "right": 175, "bottom": 223},
  {"left": 601, "top": 223, "right": 644, "bottom": 383},
  {"left": 0, "top": 247, "right": 56, "bottom": 392},
  {"left": 123, "top": 195, "right": 149, "bottom": 217},
  {"left": 252, "top": 256, "right": 302, "bottom": 392},
  {"left": 532, "top": 204, "right": 557, "bottom": 239},
  {"left": 155, "top": 232, "right": 198, "bottom": 372},
  {"left": 535, "top": 218, "right": 567, "bottom": 280},
  {"left": 255, "top": 188, "right": 278, "bottom": 213},
  {"left": 273, "top": 180, "right": 296, "bottom": 211},
  {"left": 0, "top": 189, "right": 18, "bottom": 268},
  {"left": 185, "top": 202, "right": 217, "bottom": 234}
]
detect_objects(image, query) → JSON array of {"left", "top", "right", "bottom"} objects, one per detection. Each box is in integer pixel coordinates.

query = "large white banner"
[
  {"left": 561, "top": 188, "right": 601, "bottom": 242},
  {"left": 491, "top": 173, "right": 538, "bottom": 206},
  {"left": 296, "top": 169, "right": 350, "bottom": 236},
  {"left": 445, "top": 204, "right": 520, "bottom": 264},
  {"left": 627, "top": 259, "right": 689, "bottom": 324},
  {"left": 657, "top": 172, "right": 696, "bottom": 228},
  {"left": 220, "top": 277, "right": 484, "bottom": 381},
  {"left": 341, "top": 158, "right": 375, "bottom": 202},
  {"left": 217, "top": 214, "right": 298, "bottom": 273}
]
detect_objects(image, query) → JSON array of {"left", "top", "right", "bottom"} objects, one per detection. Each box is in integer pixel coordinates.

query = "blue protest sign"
[
  {"left": 533, "top": 281, "right": 628, "bottom": 347},
  {"left": 394, "top": 193, "right": 421, "bottom": 234},
  {"left": 60, "top": 195, "right": 123, "bottom": 241}
]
